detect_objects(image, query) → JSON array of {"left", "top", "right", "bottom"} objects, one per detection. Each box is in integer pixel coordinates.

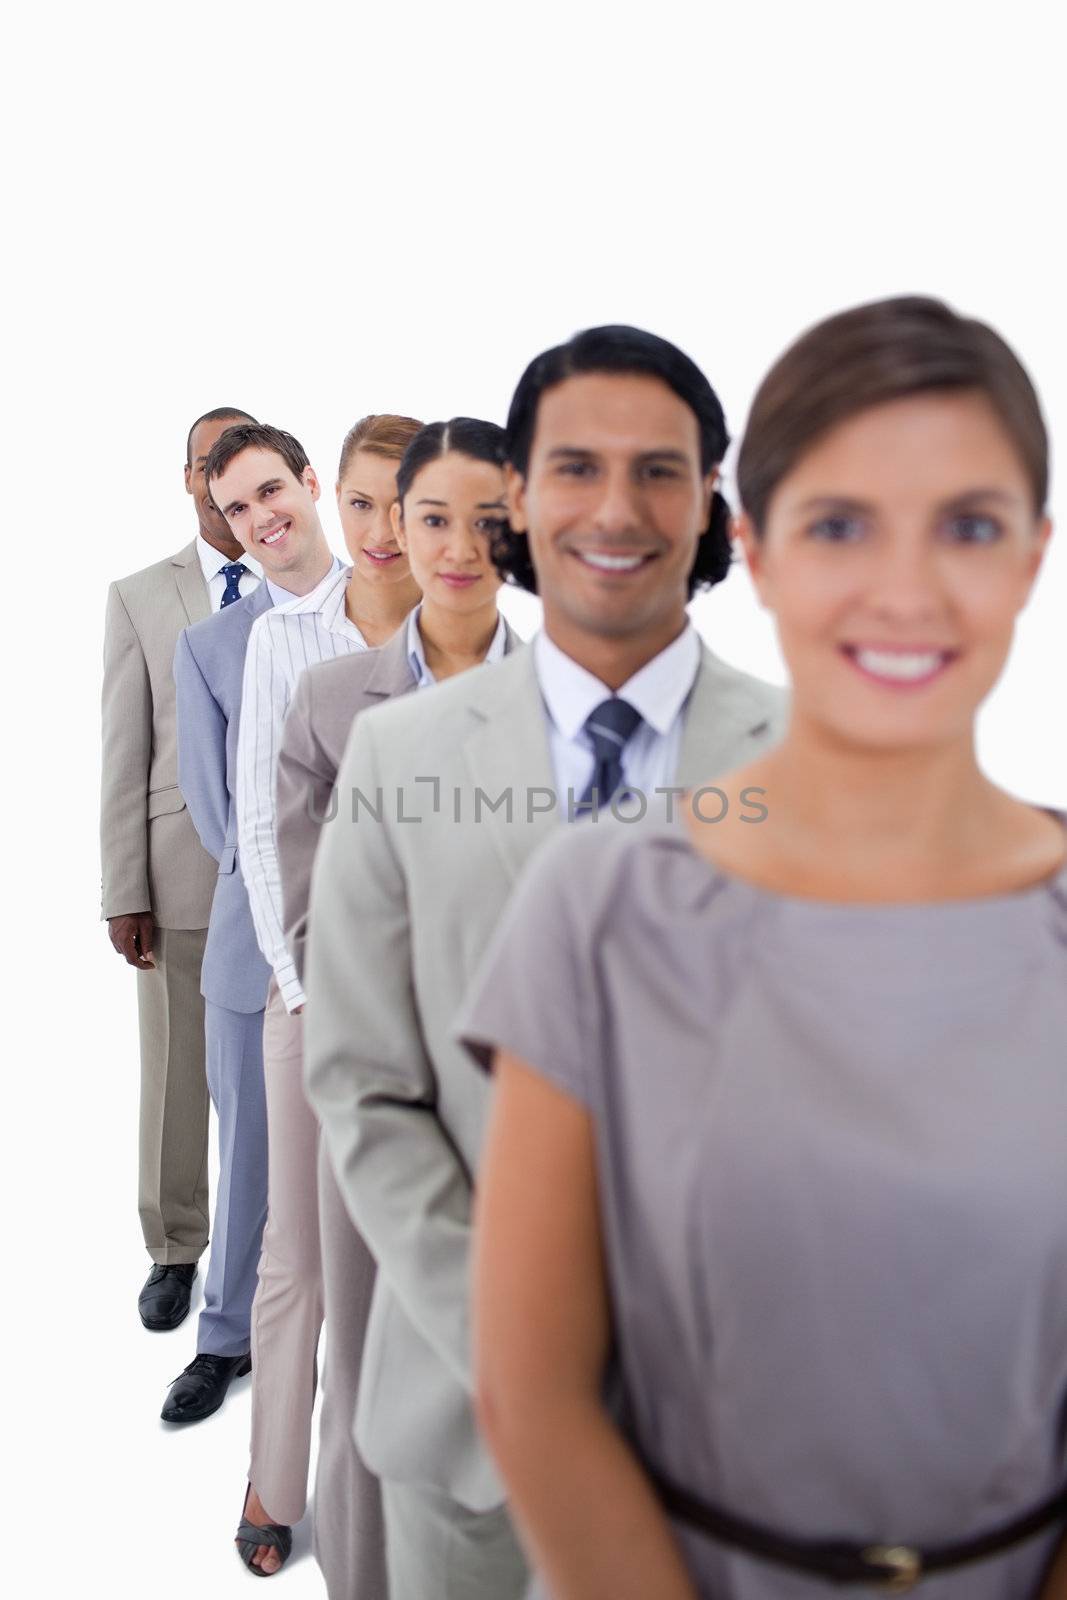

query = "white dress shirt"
[
  {"left": 196, "top": 533, "right": 263, "bottom": 610},
  {"left": 237, "top": 557, "right": 366, "bottom": 1012},
  {"left": 405, "top": 603, "right": 509, "bottom": 688},
  {"left": 533, "top": 623, "right": 701, "bottom": 807}
]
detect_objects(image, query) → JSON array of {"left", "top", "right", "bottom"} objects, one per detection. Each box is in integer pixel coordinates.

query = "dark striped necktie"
[
  {"left": 575, "top": 697, "right": 643, "bottom": 817},
  {"left": 219, "top": 562, "right": 248, "bottom": 609}
]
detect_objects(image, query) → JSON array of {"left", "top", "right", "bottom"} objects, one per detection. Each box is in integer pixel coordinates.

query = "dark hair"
[
  {"left": 204, "top": 423, "right": 310, "bottom": 508},
  {"left": 737, "top": 295, "right": 1050, "bottom": 534},
  {"left": 338, "top": 414, "right": 424, "bottom": 480},
  {"left": 185, "top": 406, "right": 257, "bottom": 466},
  {"left": 495, "top": 324, "right": 733, "bottom": 597},
  {"left": 395, "top": 417, "right": 506, "bottom": 505}
]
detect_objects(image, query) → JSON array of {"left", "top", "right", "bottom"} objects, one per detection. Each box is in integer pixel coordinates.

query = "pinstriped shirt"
[{"left": 237, "top": 557, "right": 369, "bottom": 1011}]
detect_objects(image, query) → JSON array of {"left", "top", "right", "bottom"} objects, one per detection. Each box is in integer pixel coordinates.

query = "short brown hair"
[
  {"left": 338, "top": 414, "right": 423, "bottom": 480},
  {"left": 736, "top": 296, "right": 1049, "bottom": 533},
  {"left": 205, "top": 423, "right": 310, "bottom": 508}
]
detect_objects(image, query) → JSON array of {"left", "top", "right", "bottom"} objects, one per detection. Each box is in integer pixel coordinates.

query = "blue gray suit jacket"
[{"left": 173, "top": 583, "right": 274, "bottom": 1014}]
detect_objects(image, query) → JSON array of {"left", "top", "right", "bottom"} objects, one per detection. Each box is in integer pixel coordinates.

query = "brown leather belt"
[{"left": 650, "top": 1467, "right": 1067, "bottom": 1592}]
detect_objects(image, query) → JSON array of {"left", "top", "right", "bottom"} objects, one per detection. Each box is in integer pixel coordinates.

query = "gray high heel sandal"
[{"left": 235, "top": 1486, "right": 292, "bottom": 1578}]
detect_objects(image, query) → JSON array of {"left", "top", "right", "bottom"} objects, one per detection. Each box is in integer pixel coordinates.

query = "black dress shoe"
[
  {"left": 139, "top": 1263, "right": 197, "bottom": 1331},
  {"left": 160, "top": 1352, "right": 252, "bottom": 1424}
]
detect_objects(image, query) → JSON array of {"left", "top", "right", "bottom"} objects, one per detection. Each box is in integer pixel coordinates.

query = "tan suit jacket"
[
  {"left": 304, "top": 640, "right": 787, "bottom": 1509},
  {"left": 101, "top": 540, "right": 218, "bottom": 928}
]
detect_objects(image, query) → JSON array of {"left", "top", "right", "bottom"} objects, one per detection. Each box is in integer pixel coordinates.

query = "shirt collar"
[
  {"left": 274, "top": 557, "right": 347, "bottom": 615},
  {"left": 195, "top": 532, "right": 263, "bottom": 584},
  {"left": 534, "top": 624, "right": 700, "bottom": 740},
  {"left": 265, "top": 576, "right": 296, "bottom": 608},
  {"left": 265, "top": 555, "right": 343, "bottom": 613},
  {"left": 407, "top": 604, "right": 509, "bottom": 688},
  {"left": 319, "top": 564, "right": 366, "bottom": 641}
]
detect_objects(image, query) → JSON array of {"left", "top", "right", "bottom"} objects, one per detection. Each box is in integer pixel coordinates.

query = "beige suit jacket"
[
  {"left": 100, "top": 540, "right": 219, "bottom": 928},
  {"left": 304, "top": 640, "right": 787, "bottom": 1509}
]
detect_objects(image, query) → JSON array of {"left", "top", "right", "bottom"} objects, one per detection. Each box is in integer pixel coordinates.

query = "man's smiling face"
[
  {"left": 507, "top": 371, "right": 714, "bottom": 647},
  {"left": 210, "top": 446, "right": 322, "bottom": 578}
]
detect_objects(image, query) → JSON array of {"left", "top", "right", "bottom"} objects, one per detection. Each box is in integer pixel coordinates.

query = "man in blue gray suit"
[{"left": 167, "top": 422, "right": 336, "bottom": 1422}]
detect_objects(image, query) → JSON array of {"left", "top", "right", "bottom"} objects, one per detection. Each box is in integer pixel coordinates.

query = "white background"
[{"left": 4, "top": 2, "right": 1065, "bottom": 1595}]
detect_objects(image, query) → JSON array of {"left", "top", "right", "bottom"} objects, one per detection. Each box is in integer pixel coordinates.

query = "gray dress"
[{"left": 458, "top": 810, "right": 1067, "bottom": 1598}]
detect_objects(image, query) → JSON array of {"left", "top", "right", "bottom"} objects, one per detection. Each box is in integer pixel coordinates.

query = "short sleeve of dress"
[{"left": 456, "top": 826, "right": 604, "bottom": 1106}]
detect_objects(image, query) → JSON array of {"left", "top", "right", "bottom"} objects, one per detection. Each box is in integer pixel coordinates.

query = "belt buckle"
[{"left": 862, "top": 1544, "right": 923, "bottom": 1592}]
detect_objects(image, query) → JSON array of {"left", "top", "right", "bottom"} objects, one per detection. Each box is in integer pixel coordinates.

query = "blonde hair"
[{"left": 338, "top": 413, "right": 423, "bottom": 480}]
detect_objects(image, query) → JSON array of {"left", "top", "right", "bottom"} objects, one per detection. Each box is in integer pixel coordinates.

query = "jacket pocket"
[
  {"left": 147, "top": 785, "right": 187, "bottom": 820},
  {"left": 218, "top": 844, "right": 238, "bottom": 875}
]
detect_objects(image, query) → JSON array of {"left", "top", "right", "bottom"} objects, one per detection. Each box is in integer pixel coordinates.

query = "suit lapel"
[
  {"left": 244, "top": 580, "right": 274, "bottom": 625},
  {"left": 676, "top": 645, "right": 776, "bottom": 787},
  {"left": 226, "top": 581, "right": 274, "bottom": 664},
  {"left": 220, "top": 585, "right": 273, "bottom": 727},
  {"left": 364, "top": 625, "right": 418, "bottom": 699},
  {"left": 460, "top": 649, "right": 556, "bottom": 883},
  {"left": 172, "top": 541, "right": 210, "bottom": 625}
]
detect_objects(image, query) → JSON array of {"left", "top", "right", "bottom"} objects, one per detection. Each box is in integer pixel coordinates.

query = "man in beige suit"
[
  {"left": 304, "top": 328, "right": 788, "bottom": 1599},
  {"left": 101, "top": 405, "right": 257, "bottom": 1330}
]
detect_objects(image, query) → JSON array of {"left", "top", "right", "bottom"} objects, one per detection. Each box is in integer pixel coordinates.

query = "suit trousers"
[
  {"left": 249, "top": 986, "right": 385, "bottom": 1587},
  {"left": 313, "top": 1138, "right": 385, "bottom": 1599},
  {"left": 381, "top": 1479, "right": 527, "bottom": 1600},
  {"left": 197, "top": 997, "right": 268, "bottom": 1356},
  {"left": 136, "top": 925, "right": 210, "bottom": 1264},
  {"left": 249, "top": 986, "right": 320, "bottom": 1522}
]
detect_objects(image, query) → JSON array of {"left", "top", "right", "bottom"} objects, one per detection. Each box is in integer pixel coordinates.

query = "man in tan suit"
[
  {"left": 304, "top": 328, "right": 787, "bottom": 1598},
  {"left": 101, "top": 405, "right": 257, "bottom": 1330}
]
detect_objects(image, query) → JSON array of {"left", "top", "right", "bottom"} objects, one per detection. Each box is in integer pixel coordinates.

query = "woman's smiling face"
[
  {"left": 738, "top": 389, "right": 1052, "bottom": 753},
  {"left": 393, "top": 451, "right": 506, "bottom": 612}
]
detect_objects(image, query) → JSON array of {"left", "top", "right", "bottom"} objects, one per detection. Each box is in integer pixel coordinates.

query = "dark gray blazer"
[
  {"left": 275, "top": 617, "right": 522, "bottom": 983},
  {"left": 173, "top": 583, "right": 274, "bottom": 1014}
]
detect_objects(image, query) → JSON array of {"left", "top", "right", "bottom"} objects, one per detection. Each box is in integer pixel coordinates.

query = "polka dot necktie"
[
  {"left": 575, "top": 697, "right": 643, "bottom": 817},
  {"left": 219, "top": 562, "right": 248, "bottom": 609}
]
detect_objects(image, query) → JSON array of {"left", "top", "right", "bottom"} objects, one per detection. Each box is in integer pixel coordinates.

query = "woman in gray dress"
[{"left": 459, "top": 296, "right": 1067, "bottom": 1598}]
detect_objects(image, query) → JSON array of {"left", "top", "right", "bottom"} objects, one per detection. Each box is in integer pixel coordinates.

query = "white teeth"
[
  {"left": 262, "top": 525, "right": 287, "bottom": 546},
  {"left": 578, "top": 551, "right": 645, "bottom": 572},
  {"left": 366, "top": 550, "right": 397, "bottom": 562},
  {"left": 854, "top": 649, "right": 947, "bottom": 681}
]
